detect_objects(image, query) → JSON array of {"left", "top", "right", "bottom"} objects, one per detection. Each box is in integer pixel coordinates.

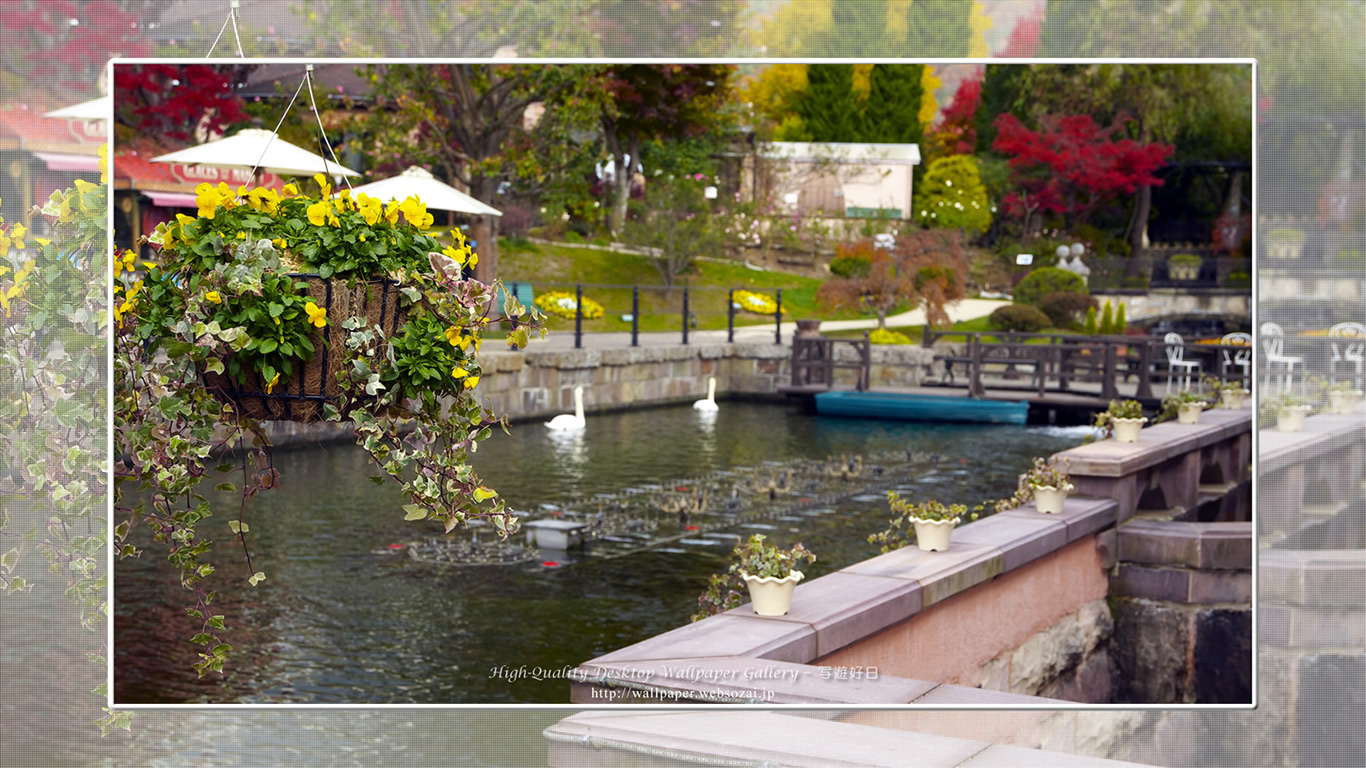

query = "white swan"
[
  {"left": 546, "top": 385, "right": 586, "bottom": 430},
  {"left": 693, "top": 377, "right": 719, "bottom": 411}
]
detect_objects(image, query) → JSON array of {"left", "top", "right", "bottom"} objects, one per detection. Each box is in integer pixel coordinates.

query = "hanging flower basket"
[{"left": 200, "top": 275, "right": 405, "bottom": 422}]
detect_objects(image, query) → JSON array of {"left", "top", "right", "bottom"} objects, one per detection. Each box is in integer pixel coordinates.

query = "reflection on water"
[{"left": 114, "top": 402, "right": 1083, "bottom": 704}]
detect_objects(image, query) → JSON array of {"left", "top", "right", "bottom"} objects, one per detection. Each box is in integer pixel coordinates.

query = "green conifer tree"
[
  {"left": 1115, "top": 302, "right": 1127, "bottom": 334},
  {"left": 1084, "top": 305, "right": 1098, "bottom": 335},
  {"left": 799, "top": 64, "right": 860, "bottom": 142},
  {"left": 1099, "top": 300, "right": 1114, "bottom": 335}
]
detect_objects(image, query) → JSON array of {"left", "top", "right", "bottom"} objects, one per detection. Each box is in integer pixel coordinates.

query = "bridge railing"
[
  {"left": 1084, "top": 253, "right": 1252, "bottom": 293},
  {"left": 921, "top": 331, "right": 1254, "bottom": 400},
  {"left": 790, "top": 335, "right": 870, "bottom": 391}
]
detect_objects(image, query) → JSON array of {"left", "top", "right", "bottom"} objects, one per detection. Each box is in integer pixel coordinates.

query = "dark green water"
[{"left": 113, "top": 402, "right": 1088, "bottom": 704}]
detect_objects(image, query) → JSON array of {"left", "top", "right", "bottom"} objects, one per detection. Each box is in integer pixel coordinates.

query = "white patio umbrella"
[
  {"left": 150, "top": 128, "right": 359, "bottom": 179},
  {"left": 43, "top": 97, "right": 111, "bottom": 121},
  {"left": 347, "top": 166, "right": 501, "bottom": 216}
]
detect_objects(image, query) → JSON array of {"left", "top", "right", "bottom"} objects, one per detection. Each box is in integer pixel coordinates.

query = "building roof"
[
  {"left": 757, "top": 141, "right": 921, "bottom": 165},
  {"left": 0, "top": 105, "right": 102, "bottom": 154}
]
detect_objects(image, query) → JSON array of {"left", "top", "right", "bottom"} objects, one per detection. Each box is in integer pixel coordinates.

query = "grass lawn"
[
  {"left": 496, "top": 239, "right": 881, "bottom": 334},
  {"left": 825, "top": 316, "right": 1075, "bottom": 345}
]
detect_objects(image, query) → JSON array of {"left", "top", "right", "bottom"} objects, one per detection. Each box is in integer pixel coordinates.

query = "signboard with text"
[
  {"left": 65, "top": 119, "right": 107, "bottom": 144},
  {"left": 170, "top": 164, "right": 281, "bottom": 188}
]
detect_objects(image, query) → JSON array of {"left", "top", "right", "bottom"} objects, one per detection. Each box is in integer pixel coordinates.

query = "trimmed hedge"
[
  {"left": 1038, "top": 291, "right": 1097, "bottom": 328},
  {"left": 1014, "top": 267, "right": 1086, "bottom": 306},
  {"left": 988, "top": 303, "right": 1051, "bottom": 333}
]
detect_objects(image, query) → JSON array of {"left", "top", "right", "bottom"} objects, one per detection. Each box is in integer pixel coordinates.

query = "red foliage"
[
  {"left": 992, "top": 113, "right": 1174, "bottom": 226},
  {"left": 929, "top": 77, "right": 981, "bottom": 156},
  {"left": 1, "top": 0, "right": 151, "bottom": 93},
  {"left": 998, "top": 14, "right": 1041, "bottom": 58},
  {"left": 115, "top": 64, "right": 251, "bottom": 143}
]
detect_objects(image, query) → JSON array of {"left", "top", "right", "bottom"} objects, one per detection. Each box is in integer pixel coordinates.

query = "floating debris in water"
[{"left": 678, "top": 538, "right": 720, "bottom": 546}]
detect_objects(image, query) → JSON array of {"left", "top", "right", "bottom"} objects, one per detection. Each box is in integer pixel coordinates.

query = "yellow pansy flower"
[
  {"left": 444, "top": 327, "right": 462, "bottom": 346},
  {"left": 307, "top": 200, "right": 331, "bottom": 227},
  {"left": 396, "top": 196, "right": 430, "bottom": 227},
  {"left": 313, "top": 173, "right": 332, "bottom": 199},
  {"left": 0, "top": 233, "right": 9, "bottom": 258},
  {"left": 237, "top": 231, "right": 247, "bottom": 240},
  {"left": 450, "top": 367, "right": 469, "bottom": 380},
  {"left": 206, "top": 291, "right": 222, "bottom": 304},
  {"left": 272, "top": 238, "right": 287, "bottom": 250},
  {"left": 248, "top": 187, "right": 279, "bottom": 212},
  {"left": 176, "top": 213, "right": 196, "bottom": 226},
  {"left": 98, "top": 143, "right": 109, "bottom": 184},
  {"left": 265, "top": 371, "right": 281, "bottom": 394},
  {"left": 463, "top": 375, "right": 479, "bottom": 389},
  {"left": 384, "top": 199, "right": 402, "bottom": 226},
  {"left": 357, "top": 193, "right": 382, "bottom": 226},
  {"left": 36, "top": 237, "right": 51, "bottom": 247},
  {"left": 441, "top": 244, "right": 467, "bottom": 265},
  {"left": 304, "top": 301, "right": 327, "bottom": 328},
  {"left": 195, "top": 182, "right": 222, "bottom": 219},
  {"left": 282, "top": 183, "right": 299, "bottom": 197},
  {"left": 10, "top": 223, "right": 25, "bottom": 250},
  {"left": 273, "top": 317, "right": 281, "bottom": 325}
]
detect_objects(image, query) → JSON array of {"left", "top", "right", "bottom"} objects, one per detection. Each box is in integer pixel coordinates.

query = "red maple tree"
[
  {"left": 925, "top": 76, "right": 981, "bottom": 160},
  {"left": 992, "top": 113, "right": 1174, "bottom": 230},
  {"left": 998, "top": 14, "right": 1041, "bottom": 58},
  {"left": 1, "top": 0, "right": 152, "bottom": 95},
  {"left": 115, "top": 64, "right": 253, "bottom": 144}
]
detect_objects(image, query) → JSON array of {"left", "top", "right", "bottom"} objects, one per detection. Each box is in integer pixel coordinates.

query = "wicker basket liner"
[{"left": 202, "top": 275, "right": 405, "bottom": 423}]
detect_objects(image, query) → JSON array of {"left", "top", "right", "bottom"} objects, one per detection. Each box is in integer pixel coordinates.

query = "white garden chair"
[
  {"left": 1164, "top": 332, "right": 1201, "bottom": 393},
  {"left": 1328, "top": 322, "right": 1365, "bottom": 390},
  {"left": 1260, "top": 322, "right": 1304, "bottom": 395}
]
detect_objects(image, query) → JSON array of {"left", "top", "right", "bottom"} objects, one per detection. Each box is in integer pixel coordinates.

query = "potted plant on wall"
[
  {"left": 1022, "top": 457, "right": 1074, "bottom": 514},
  {"left": 1266, "top": 392, "right": 1313, "bottom": 432},
  {"left": 1094, "top": 399, "right": 1146, "bottom": 443},
  {"left": 1327, "top": 382, "right": 1363, "bottom": 414},
  {"left": 1160, "top": 389, "right": 1209, "bottom": 424},
  {"left": 869, "top": 493, "right": 973, "bottom": 553},
  {"left": 735, "top": 534, "right": 816, "bottom": 617},
  {"left": 1167, "top": 253, "right": 1203, "bottom": 281},
  {"left": 1203, "top": 374, "right": 1250, "bottom": 409}
]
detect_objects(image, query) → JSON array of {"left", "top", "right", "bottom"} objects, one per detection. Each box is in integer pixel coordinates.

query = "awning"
[
  {"left": 142, "top": 191, "right": 198, "bottom": 208},
  {"left": 32, "top": 151, "right": 100, "bottom": 173}
]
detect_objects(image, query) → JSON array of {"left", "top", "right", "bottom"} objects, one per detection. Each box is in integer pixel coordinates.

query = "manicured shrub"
[
  {"left": 1115, "top": 302, "right": 1127, "bottom": 334},
  {"left": 1014, "top": 266, "right": 1086, "bottom": 306},
  {"left": 1083, "top": 306, "right": 1098, "bottom": 334},
  {"left": 1038, "top": 291, "right": 1097, "bottom": 328},
  {"left": 989, "top": 303, "right": 1051, "bottom": 333},
  {"left": 869, "top": 328, "right": 913, "bottom": 345},
  {"left": 1099, "top": 300, "right": 1114, "bottom": 334}
]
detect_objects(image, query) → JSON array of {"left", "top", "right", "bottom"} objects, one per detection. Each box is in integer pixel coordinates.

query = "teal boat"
[{"left": 815, "top": 391, "right": 1028, "bottom": 425}]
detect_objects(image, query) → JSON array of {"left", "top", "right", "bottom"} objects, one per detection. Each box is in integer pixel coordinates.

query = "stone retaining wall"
[{"left": 475, "top": 341, "right": 937, "bottom": 422}]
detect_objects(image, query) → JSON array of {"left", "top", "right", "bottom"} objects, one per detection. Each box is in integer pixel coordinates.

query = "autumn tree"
[
  {"left": 755, "top": 0, "right": 974, "bottom": 58},
  {"left": 924, "top": 75, "right": 980, "bottom": 162},
  {"left": 114, "top": 64, "right": 254, "bottom": 144},
  {"left": 363, "top": 63, "right": 605, "bottom": 281},
  {"left": 0, "top": 0, "right": 157, "bottom": 97},
  {"left": 817, "top": 230, "right": 970, "bottom": 331},
  {"left": 622, "top": 174, "right": 723, "bottom": 289},
  {"left": 992, "top": 113, "right": 1173, "bottom": 233},
  {"left": 600, "top": 64, "right": 733, "bottom": 235}
]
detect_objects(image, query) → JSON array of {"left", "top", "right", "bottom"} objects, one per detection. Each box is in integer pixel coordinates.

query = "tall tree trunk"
[
  {"left": 1125, "top": 123, "right": 1155, "bottom": 280},
  {"left": 609, "top": 134, "right": 641, "bottom": 237},
  {"left": 470, "top": 177, "right": 499, "bottom": 283}
]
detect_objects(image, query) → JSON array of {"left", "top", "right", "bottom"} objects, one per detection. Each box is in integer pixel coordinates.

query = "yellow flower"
[
  {"left": 272, "top": 238, "right": 287, "bottom": 250},
  {"left": 282, "top": 183, "right": 299, "bottom": 197},
  {"left": 442, "top": 244, "right": 467, "bottom": 266},
  {"left": 274, "top": 317, "right": 281, "bottom": 326},
  {"left": 36, "top": 237, "right": 51, "bottom": 246},
  {"left": 176, "top": 213, "right": 196, "bottom": 226},
  {"left": 338, "top": 188, "right": 353, "bottom": 210},
  {"left": 450, "top": 367, "right": 469, "bottom": 380},
  {"left": 248, "top": 187, "right": 279, "bottom": 212},
  {"left": 195, "top": 182, "right": 222, "bottom": 219},
  {"left": 206, "top": 291, "right": 222, "bottom": 304},
  {"left": 463, "top": 375, "right": 479, "bottom": 389},
  {"left": 0, "top": 233, "right": 9, "bottom": 258},
  {"left": 237, "top": 231, "right": 247, "bottom": 240},
  {"left": 357, "top": 193, "right": 382, "bottom": 225},
  {"left": 304, "top": 301, "right": 327, "bottom": 328},
  {"left": 358, "top": 233, "right": 366, "bottom": 242},
  {"left": 397, "top": 196, "right": 433, "bottom": 228},
  {"left": 98, "top": 143, "right": 109, "bottom": 184},
  {"left": 384, "top": 199, "right": 402, "bottom": 226},
  {"left": 307, "top": 200, "right": 331, "bottom": 227},
  {"left": 452, "top": 228, "right": 466, "bottom": 247},
  {"left": 444, "top": 327, "right": 462, "bottom": 346},
  {"left": 10, "top": 223, "right": 25, "bottom": 250},
  {"left": 313, "top": 173, "right": 332, "bottom": 199},
  {"left": 265, "top": 372, "right": 281, "bottom": 394}
]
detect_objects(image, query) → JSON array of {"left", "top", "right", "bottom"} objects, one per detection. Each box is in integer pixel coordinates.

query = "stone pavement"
[{"left": 519, "top": 298, "right": 1009, "bottom": 351}]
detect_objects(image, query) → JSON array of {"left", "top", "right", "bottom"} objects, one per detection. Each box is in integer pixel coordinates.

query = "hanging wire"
[
  {"left": 303, "top": 66, "right": 355, "bottom": 194},
  {"left": 205, "top": 0, "right": 246, "bottom": 59},
  {"left": 247, "top": 74, "right": 309, "bottom": 183}
]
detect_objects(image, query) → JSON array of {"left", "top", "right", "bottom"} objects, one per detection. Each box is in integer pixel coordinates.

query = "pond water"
[{"left": 114, "top": 401, "right": 1088, "bottom": 704}]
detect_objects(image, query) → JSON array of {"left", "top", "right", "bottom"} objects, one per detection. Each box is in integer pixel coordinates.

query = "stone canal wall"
[
  {"left": 569, "top": 407, "right": 1253, "bottom": 706},
  {"left": 475, "top": 341, "right": 938, "bottom": 423}
]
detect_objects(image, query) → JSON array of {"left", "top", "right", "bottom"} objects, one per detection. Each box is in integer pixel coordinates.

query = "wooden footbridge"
[{"left": 779, "top": 331, "right": 1253, "bottom": 417}]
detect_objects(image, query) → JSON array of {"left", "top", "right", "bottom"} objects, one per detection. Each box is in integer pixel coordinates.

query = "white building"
[{"left": 740, "top": 141, "right": 922, "bottom": 220}]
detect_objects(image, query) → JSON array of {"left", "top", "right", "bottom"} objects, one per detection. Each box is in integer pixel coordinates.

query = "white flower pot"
[
  {"left": 1275, "top": 406, "right": 1311, "bottom": 432},
  {"left": 1112, "top": 417, "right": 1146, "bottom": 443},
  {"left": 909, "top": 517, "right": 960, "bottom": 552},
  {"left": 1328, "top": 390, "right": 1362, "bottom": 414},
  {"left": 1032, "top": 485, "right": 1073, "bottom": 514},
  {"left": 742, "top": 570, "right": 804, "bottom": 616},
  {"left": 1177, "top": 402, "right": 1204, "bottom": 424},
  {"left": 1219, "top": 389, "right": 1250, "bottom": 409}
]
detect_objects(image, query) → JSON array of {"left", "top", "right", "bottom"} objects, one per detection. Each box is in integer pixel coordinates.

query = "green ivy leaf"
[
  {"left": 248, "top": 572, "right": 267, "bottom": 587},
  {"left": 402, "top": 504, "right": 427, "bottom": 521}
]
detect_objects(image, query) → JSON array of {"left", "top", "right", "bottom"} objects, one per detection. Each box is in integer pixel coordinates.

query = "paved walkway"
[{"left": 519, "top": 298, "right": 1009, "bottom": 351}]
